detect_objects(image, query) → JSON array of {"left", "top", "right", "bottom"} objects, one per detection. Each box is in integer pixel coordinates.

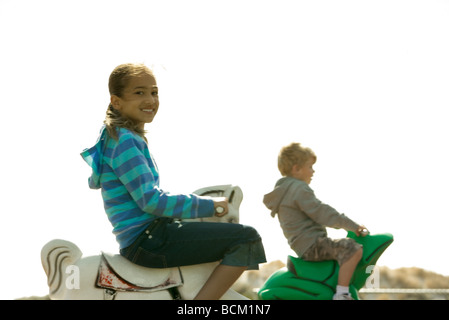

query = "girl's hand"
[{"left": 213, "top": 197, "right": 229, "bottom": 217}]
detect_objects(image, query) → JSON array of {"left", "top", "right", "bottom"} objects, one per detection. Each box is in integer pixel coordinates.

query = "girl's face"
[
  {"left": 291, "top": 158, "right": 315, "bottom": 184},
  {"left": 111, "top": 73, "right": 159, "bottom": 129}
]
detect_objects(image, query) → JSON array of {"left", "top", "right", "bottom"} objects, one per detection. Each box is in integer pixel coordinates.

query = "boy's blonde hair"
[
  {"left": 278, "top": 142, "right": 317, "bottom": 176},
  {"left": 104, "top": 63, "right": 155, "bottom": 141}
]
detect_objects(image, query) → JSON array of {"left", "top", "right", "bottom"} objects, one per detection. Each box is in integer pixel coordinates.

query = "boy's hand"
[
  {"left": 356, "top": 225, "right": 369, "bottom": 237},
  {"left": 213, "top": 197, "right": 229, "bottom": 217}
]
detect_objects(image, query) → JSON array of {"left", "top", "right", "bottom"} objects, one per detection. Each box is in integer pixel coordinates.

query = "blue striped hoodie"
[{"left": 81, "top": 126, "right": 215, "bottom": 248}]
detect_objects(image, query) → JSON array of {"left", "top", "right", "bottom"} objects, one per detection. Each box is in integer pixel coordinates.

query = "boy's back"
[{"left": 263, "top": 176, "right": 359, "bottom": 258}]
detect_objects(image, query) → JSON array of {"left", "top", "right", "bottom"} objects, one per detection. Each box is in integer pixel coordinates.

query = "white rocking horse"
[{"left": 41, "top": 185, "right": 247, "bottom": 300}]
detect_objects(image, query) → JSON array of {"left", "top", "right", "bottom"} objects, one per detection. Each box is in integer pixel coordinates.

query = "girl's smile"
[{"left": 110, "top": 73, "right": 159, "bottom": 129}]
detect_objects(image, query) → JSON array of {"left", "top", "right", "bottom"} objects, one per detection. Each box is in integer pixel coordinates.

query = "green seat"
[{"left": 258, "top": 232, "right": 393, "bottom": 300}]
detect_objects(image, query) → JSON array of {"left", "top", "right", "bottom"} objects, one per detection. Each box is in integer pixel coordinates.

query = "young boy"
[{"left": 263, "top": 142, "right": 367, "bottom": 300}]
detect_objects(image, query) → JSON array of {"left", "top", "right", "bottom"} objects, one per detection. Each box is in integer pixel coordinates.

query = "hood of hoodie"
[
  {"left": 80, "top": 126, "right": 108, "bottom": 190},
  {"left": 263, "top": 176, "right": 298, "bottom": 217}
]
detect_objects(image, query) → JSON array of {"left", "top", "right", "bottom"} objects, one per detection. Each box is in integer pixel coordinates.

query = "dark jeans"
[{"left": 120, "top": 218, "right": 266, "bottom": 269}]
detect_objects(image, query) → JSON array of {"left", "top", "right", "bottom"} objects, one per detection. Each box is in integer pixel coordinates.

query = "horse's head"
[
  {"left": 190, "top": 185, "right": 243, "bottom": 223},
  {"left": 41, "top": 239, "right": 83, "bottom": 299}
]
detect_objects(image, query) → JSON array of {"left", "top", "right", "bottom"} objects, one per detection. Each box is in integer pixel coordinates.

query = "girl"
[{"left": 81, "top": 63, "right": 266, "bottom": 300}]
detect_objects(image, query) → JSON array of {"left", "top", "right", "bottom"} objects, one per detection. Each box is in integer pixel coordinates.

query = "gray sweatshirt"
[{"left": 263, "top": 176, "right": 360, "bottom": 257}]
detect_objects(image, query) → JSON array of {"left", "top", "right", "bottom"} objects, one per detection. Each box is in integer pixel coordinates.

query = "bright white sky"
[{"left": 1, "top": 0, "right": 448, "bottom": 299}]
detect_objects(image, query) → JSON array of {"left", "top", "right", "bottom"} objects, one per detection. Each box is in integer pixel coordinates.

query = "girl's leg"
[
  {"left": 121, "top": 220, "right": 265, "bottom": 300},
  {"left": 194, "top": 264, "right": 248, "bottom": 300},
  {"left": 338, "top": 247, "right": 363, "bottom": 286}
]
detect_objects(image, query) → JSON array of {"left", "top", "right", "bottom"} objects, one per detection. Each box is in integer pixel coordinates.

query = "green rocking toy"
[{"left": 258, "top": 232, "right": 393, "bottom": 300}]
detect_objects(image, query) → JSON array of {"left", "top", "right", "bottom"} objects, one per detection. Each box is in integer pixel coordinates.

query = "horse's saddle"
[{"left": 96, "top": 252, "right": 183, "bottom": 297}]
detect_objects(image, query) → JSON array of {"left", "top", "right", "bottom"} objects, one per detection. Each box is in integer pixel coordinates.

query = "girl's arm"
[{"left": 106, "top": 131, "right": 215, "bottom": 220}]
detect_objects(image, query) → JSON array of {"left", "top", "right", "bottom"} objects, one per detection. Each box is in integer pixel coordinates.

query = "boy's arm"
[{"left": 294, "top": 184, "right": 360, "bottom": 232}]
